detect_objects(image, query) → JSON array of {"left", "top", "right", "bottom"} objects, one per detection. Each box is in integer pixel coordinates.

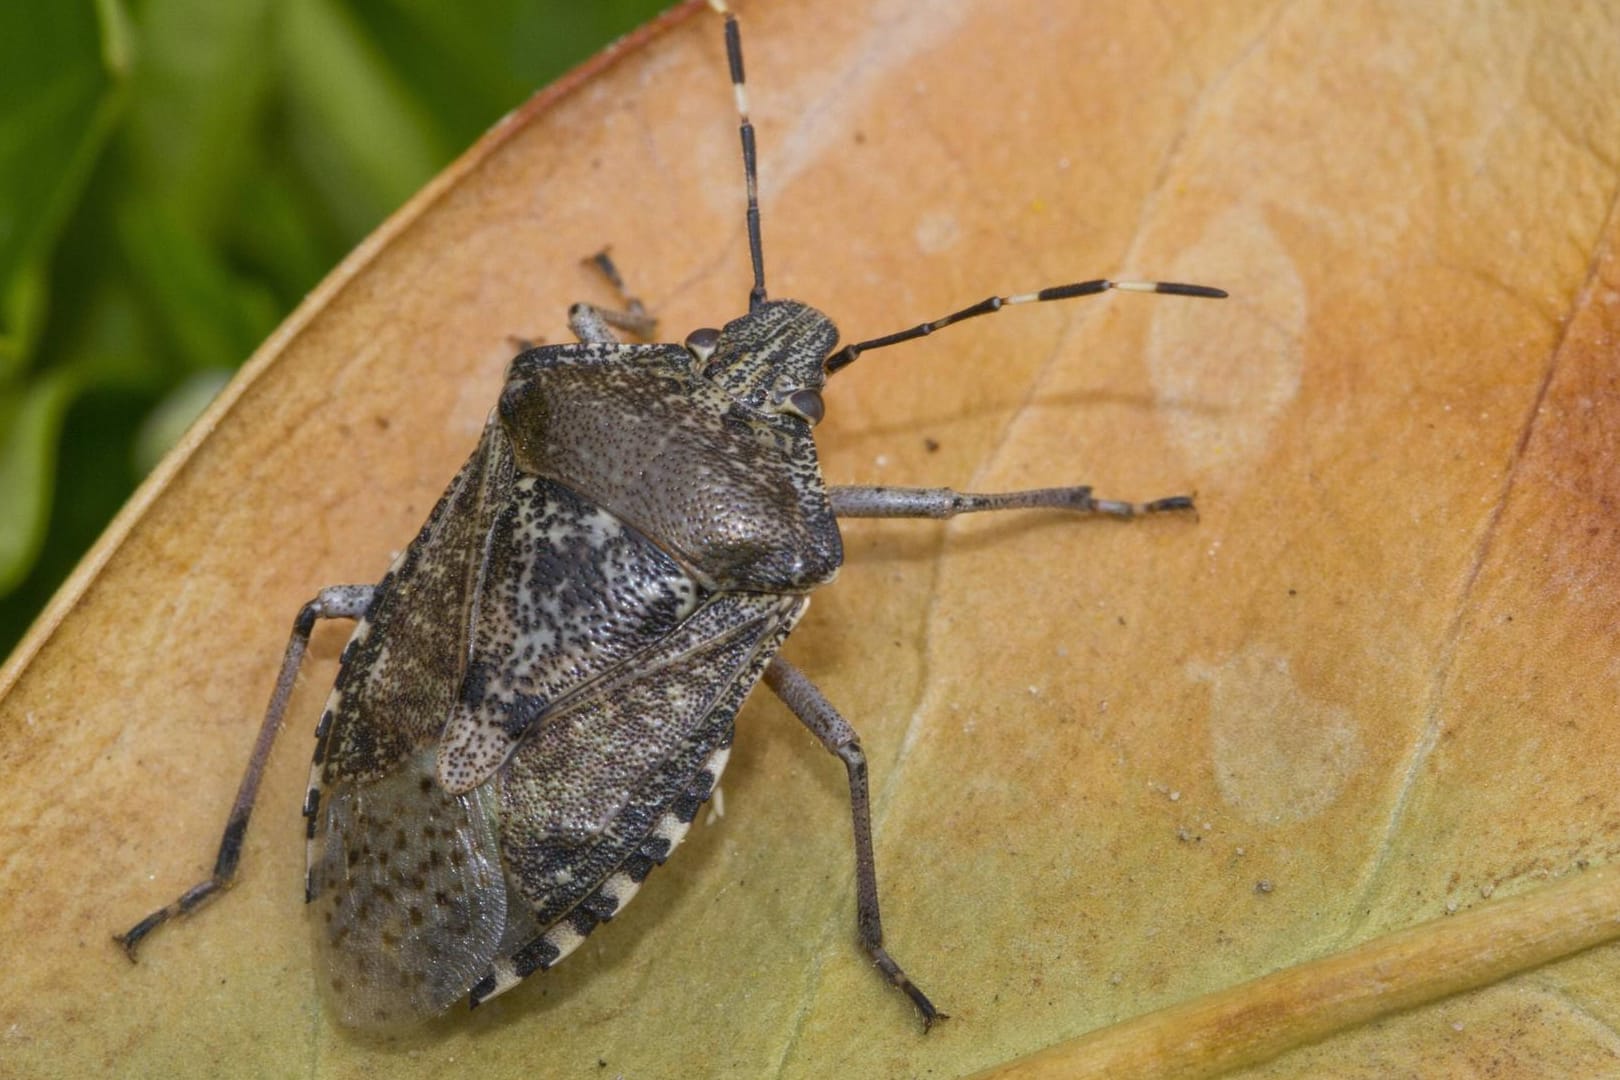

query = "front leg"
[
  {"left": 762, "top": 657, "right": 945, "bottom": 1030},
  {"left": 115, "top": 585, "right": 375, "bottom": 958},
  {"left": 568, "top": 249, "right": 658, "bottom": 342},
  {"left": 829, "top": 484, "right": 1194, "bottom": 520}
]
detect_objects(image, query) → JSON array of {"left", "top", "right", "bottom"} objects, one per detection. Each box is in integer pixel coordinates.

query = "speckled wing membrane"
[
  {"left": 307, "top": 748, "right": 506, "bottom": 1028},
  {"left": 303, "top": 418, "right": 512, "bottom": 1029}
]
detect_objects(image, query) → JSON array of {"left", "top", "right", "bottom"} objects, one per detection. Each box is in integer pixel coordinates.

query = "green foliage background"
[{"left": 0, "top": 0, "right": 669, "bottom": 660}]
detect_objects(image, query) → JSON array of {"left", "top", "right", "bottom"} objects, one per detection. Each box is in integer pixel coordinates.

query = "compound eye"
[
  {"left": 783, "top": 388, "right": 825, "bottom": 426},
  {"left": 684, "top": 327, "right": 721, "bottom": 362}
]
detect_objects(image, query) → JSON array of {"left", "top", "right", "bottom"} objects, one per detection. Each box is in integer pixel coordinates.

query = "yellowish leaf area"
[{"left": 2, "top": 2, "right": 1617, "bottom": 1077}]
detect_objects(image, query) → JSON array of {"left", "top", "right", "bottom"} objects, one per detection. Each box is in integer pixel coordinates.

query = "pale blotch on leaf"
[
  {"left": 1194, "top": 645, "right": 1365, "bottom": 825},
  {"left": 1148, "top": 203, "right": 1307, "bottom": 477}
]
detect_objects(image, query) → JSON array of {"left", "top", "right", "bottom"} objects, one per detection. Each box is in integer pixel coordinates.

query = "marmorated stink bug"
[{"left": 116, "top": 0, "right": 1226, "bottom": 1031}]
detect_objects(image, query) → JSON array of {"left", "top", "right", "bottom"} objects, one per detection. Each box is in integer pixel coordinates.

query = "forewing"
[
  {"left": 304, "top": 416, "right": 513, "bottom": 1027},
  {"left": 314, "top": 416, "right": 512, "bottom": 785},
  {"left": 436, "top": 476, "right": 705, "bottom": 794}
]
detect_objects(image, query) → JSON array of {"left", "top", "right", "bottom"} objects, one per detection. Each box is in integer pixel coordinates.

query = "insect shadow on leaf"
[{"left": 115, "top": 0, "right": 1226, "bottom": 1032}]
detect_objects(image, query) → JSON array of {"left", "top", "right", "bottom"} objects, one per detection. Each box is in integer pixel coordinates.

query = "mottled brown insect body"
[
  {"left": 305, "top": 306, "right": 838, "bottom": 1026},
  {"left": 116, "top": 0, "right": 1226, "bottom": 1032}
]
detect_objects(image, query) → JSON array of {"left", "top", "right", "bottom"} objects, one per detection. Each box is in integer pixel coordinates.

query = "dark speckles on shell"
[
  {"left": 501, "top": 337, "right": 842, "bottom": 593},
  {"left": 498, "top": 593, "right": 795, "bottom": 849},
  {"left": 436, "top": 477, "right": 708, "bottom": 794}
]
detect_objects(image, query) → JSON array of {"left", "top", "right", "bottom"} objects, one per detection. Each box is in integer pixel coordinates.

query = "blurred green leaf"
[
  {"left": 0, "top": 1, "right": 129, "bottom": 378},
  {"left": 350, "top": 0, "right": 693, "bottom": 142},
  {"left": 2, "top": 264, "right": 49, "bottom": 382},
  {"left": 125, "top": 0, "right": 276, "bottom": 231},
  {"left": 0, "top": 0, "right": 133, "bottom": 632},
  {"left": 115, "top": 195, "right": 279, "bottom": 373},
  {"left": 279, "top": 0, "right": 447, "bottom": 240},
  {"left": 0, "top": 371, "right": 81, "bottom": 596}
]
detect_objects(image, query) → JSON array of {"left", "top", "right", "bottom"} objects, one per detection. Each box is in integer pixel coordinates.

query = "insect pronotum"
[{"left": 116, "top": 0, "right": 1226, "bottom": 1031}]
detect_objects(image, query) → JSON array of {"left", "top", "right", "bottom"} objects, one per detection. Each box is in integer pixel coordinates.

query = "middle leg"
[
  {"left": 762, "top": 657, "right": 944, "bottom": 1030},
  {"left": 829, "top": 484, "right": 1194, "bottom": 520}
]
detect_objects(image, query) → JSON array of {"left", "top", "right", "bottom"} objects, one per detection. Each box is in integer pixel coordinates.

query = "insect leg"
[
  {"left": 761, "top": 656, "right": 945, "bottom": 1031},
  {"left": 568, "top": 249, "right": 657, "bottom": 341},
  {"left": 829, "top": 484, "right": 1195, "bottom": 520},
  {"left": 114, "top": 584, "right": 375, "bottom": 960}
]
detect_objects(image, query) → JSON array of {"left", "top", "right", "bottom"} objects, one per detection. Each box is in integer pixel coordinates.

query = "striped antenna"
[
  {"left": 824, "top": 278, "right": 1228, "bottom": 374},
  {"left": 708, "top": 0, "right": 767, "bottom": 310}
]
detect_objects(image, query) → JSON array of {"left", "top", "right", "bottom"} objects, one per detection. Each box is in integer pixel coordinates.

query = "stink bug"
[{"left": 115, "top": 0, "right": 1226, "bottom": 1031}]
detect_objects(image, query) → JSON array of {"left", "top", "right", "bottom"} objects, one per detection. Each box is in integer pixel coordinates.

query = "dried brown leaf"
[{"left": 3, "top": 1, "right": 1619, "bottom": 1077}]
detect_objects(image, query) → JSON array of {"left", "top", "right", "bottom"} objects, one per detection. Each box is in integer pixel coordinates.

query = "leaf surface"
[{"left": 2, "top": 1, "right": 1618, "bottom": 1077}]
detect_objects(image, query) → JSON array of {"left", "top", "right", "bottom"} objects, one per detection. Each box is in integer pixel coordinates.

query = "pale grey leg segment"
[
  {"left": 567, "top": 303, "right": 623, "bottom": 344},
  {"left": 586, "top": 250, "right": 656, "bottom": 334},
  {"left": 829, "top": 484, "right": 1195, "bottom": 520},
  {"left": 568, "top": 249, "right": 657, "bottom": 343},
  {"left": 762, "top": 657, "right": 944, "bottom": 1030},
  {"left": 115, "top": 584, "right": 375, "bottom": 959}
]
